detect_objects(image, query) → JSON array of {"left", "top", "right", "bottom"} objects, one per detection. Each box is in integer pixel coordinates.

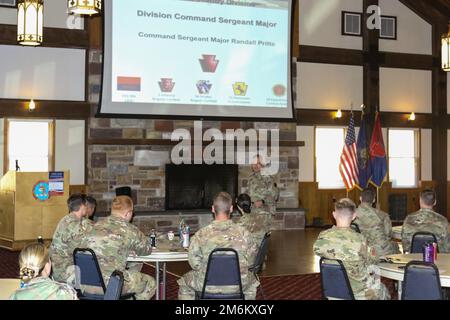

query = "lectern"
[{"left": 0, "top": 171, "right": 69, "bottom": 251}]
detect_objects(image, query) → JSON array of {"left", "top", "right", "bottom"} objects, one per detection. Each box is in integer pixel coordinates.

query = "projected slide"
[{"left": 100, "top": 0, "right": 293, "bottom": 120}]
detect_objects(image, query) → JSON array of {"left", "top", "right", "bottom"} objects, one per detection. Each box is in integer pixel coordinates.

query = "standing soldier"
[
  {"left": 248, "top": 155, "right": 279, "bottom": 216},
  {"left": 314, "top": 198, "right": 390, "bottom": 300},
  {"left": 402, "top": 189, "right": 449, "bottom": 253},
  {"left": 354, "top": 188, "right": 399, "bottom": 256},
  {"left": 81, "top": 195, "right": 156, "bottom": 300},
  {"left": 49, "top": 194, "right": 91, "bottom": 283},
  {"left": 178, "top": 192, "right": 259, "bottom": 300}
]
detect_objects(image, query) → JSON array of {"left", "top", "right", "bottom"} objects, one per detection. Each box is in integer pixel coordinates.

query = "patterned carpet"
[{"left": 0, "top": 248, "right": 396, "bottom": 300}]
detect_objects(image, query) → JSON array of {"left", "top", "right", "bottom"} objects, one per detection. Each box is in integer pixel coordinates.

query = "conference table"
[
  {"left": 391, "top": 225, "right": 450, "bottom": 241},
  {"left": 127, "top": 235, "right": 188, "bottom": 300},
  {"left": 0, "top": 279, "right": 21, "bottom": 300},
  {"left": 379, "top": 253, "right": 450, "bottom": 299}
]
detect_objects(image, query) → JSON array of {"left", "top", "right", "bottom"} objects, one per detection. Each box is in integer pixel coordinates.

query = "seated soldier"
[
  {"left": 314, "top": 198, "right": 390, "bottom": 300},
  {"left": 236, "top": 193, "right": 270, "bottom": 246},
  {"left": 81, "top": 195, "right": 156, "bottom": 300},
  {"left": 354, "top": 188, "right": 399, "bottom": 256},
  {"left": 10, "top": 243, "right": 78, "bottom": 300},
  {"left": 49, "top": 194, "right": 92, "bottom": 282},
  {"left": 85, "top": 195, "right": 97, "bottom": 223},
  {"left": 177, "top": 192, "right": 259, "bottom": 300},
  {"left": 402, "top": 189, "right": 449, "bottom": 253}
]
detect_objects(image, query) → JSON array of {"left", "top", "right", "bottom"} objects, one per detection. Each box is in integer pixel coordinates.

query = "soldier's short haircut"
[
  {"left": 334, "top": 198, "right": 356, "bottom": 216},
  {"left": 85, "top": 195, "right": 97, "bottom": 208},
  {"left": 361, "top": 188, "right": 375, "bottom": 203},
  {"left": 213, "top": 192, "right": 233, "bottom": 215},
  {"left": 67, "top": 193, "right": 86, "bottom": 213},
  {"left": 420, "top": 189, "right": 436, "bottom": 206},
  {"left": 111, "top": 196, "right": 133, "bottom": 215}
]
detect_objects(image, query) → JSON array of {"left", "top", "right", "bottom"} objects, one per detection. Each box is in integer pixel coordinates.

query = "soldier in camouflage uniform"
[
  {"left": 49, "top": 194, "right": 92, "bottom": 283},
  {"left": 10, "top": 243, "right": 78, "bottom": 300},
  {"left": 85, "top": 195, "right": 97, "bottom": 224},
  {"left": 235, "top": 193, "right": 269, "bottom": 246},
  {"left": 354, "top": 188, "right": 399, "bottom": 256},
  {"left": 248, "top": 155, "right": 279, "bottom": 216},
  {"left": 402, "top": 189, "right": 449, "bottom": 253},
  {"left": 80, "top": 195, "right": 156, "bottom": 300},
  {"left": 314, "top": 198, "right": 390, "bottom": 300},
  {"left": 178, "top": 192, "right": 260, "bottom": 300}
]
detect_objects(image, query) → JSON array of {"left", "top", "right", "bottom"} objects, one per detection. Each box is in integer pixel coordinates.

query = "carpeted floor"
[{"left": 0, "top": 248, "right": 397, "bottom": 300}]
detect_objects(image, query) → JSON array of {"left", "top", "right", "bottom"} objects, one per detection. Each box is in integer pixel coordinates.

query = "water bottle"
[
  {"left": 182, "top": 225, "right": 190, "bottom": 248},
  {"left": 179, "top": 219, "right": 185, "bottom": 244},
  {"left": 150, "top": 229, "right": 157, "bottom": 248}
]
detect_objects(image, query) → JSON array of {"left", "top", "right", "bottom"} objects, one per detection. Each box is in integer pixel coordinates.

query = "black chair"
[
  {"left": 350, "top": 222, "right": 361, "bottom": 233},
  {"left": 73, "top": 248, "right": 135, "bottom": 300},
  {"left": 104, "top": 270, "right": 124, "bottom": 300},
  {"left": 410, "top": 232, "right": 439, "bottom": 254},
  {"left": 319, "top": 258, "right": 355, "bottom": 300},
  {"left": 401, "top": 261, "right": 443, "bottom": 300},
  {"left": 196, "top": 248, "right": 245, "bottom": 300},
  {"left": 249, "top": 232, "right": 271, "bottom": 299}
]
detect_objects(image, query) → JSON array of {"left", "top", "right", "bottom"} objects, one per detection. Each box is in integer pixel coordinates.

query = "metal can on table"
[{"left": 150, "top": 229, "right": 157, "bottom": 248}]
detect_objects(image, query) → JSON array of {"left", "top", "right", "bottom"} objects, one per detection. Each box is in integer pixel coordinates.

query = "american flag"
[{"left": 339, "top": 113, "right": 359, "bottom": 191}]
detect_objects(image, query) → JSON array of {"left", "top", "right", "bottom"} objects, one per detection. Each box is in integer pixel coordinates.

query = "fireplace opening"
[{"left": 165, "top": 164, "right": 238, "bottom": 210}]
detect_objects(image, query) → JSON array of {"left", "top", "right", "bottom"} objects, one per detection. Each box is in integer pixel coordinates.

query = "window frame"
[
  {"left": 387, "top": 128, "right": 421, "bottom": 189},
  {"left": 4, "top": 118, "right": 55, "bottom": 174},
  {"left": 314, "top": 126, "right": 346, "bottom": 190},
  {"left": 341, "top": 11, "right": 363, "bottom": 37}
]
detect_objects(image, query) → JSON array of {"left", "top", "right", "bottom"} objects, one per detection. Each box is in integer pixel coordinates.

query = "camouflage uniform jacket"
[
  {"left": 49, "top": 213, "right": 93, "bottom": 282},
  {"left": 188, "top": 220, "right": 259, "bottom": 290},
  {"left": 80, "top": 215, "right": 151, "bottom": 283},
  {"left": 248, "top": 171, "right": 278, "bottom": 214},
  {"left": 402, "top": 208, "right": 449, "bottom": 253},
  {"left": 9, "top": 277, "right": 78, "bottom": 300},
  {"left": 354, "top": 203, "right": 397, "bottom": 256},
  {"left": 314, "top": 227, "right": 382, "bottom": 300},
  {"left": 236, "top": 211, "right": 270, "bottom": 246}
]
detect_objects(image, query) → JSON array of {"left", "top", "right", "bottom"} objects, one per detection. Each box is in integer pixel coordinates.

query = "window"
[
  {"left": 342, "top": 11, "right": 362, "bottom": 36},
  {"left": 388, "top": 129, "right": 419, "bottom": 188},
  {"left": 315, "top": 128, "right": 345, "bottom": 189},
  {"left": 6, "top": 119, "right": 54, "bottom": 173},
  {"left": 380, "top": 16, "right": 397, "bottom": 40}
]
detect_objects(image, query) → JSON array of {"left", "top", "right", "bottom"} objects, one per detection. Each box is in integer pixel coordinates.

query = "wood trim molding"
[
  {"left": 296, "top": 109, "right": 435, "bottom": 128},
  {"left": 298, "top": 45, "right": 364, "bottom": 66},
  {"left": 88, "top": 139, "right": 305, "bottom": 147},
  {"left": 0, "top": 25, "right": 89, "bottom": 49},
  {"left": 0, "top": 100, "right": 91, "bottom": 119}
]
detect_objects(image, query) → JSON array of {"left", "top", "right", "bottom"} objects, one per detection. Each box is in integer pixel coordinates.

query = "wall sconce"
[
  {"left": 408, "top": 112, "right": 415, "bottom": 122},
  {"left": 335, "top": 109, "right": 343, "bottom": 119},
  {"left": 28, "top": 99, "right": 36, "bottom": 112}
]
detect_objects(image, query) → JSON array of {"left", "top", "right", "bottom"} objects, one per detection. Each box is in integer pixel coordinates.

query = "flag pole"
[{"left": 376, "top": 187, "right": 380, "bottom": 209}]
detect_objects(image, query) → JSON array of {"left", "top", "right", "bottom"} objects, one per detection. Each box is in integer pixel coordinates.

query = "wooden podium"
[{"left": 0, "top": 171, "right": 69, "bottom": 251}]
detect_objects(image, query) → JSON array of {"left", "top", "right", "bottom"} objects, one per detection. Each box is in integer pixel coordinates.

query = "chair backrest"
[
  {"left": 402, "top": 261, "right": 443, "bottom": 300},
  {"left": 411, "top": 232, "right": 439, "bottom": 254},
  {"left": 319, "top": 257, "right": 355, "bottom": 300},
  {"left": 350, "top": 222, "right": 361, "bottom": 233},
  {"left": 250, "top": 232, "right": 271, "bottom": 274},
  {"left": 104, "top": 270, "right": 124, "bottom": 300},
  {"left": 73, "top": 248, "right": 106, "bottom": 292},
  {"left": 200, "top": 248, "right": 244, "bottom": 300}
]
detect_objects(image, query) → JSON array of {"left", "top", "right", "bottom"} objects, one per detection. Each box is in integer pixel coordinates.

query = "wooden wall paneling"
[
  {"left": 0, "top": 25, "right": 89, "bottom": 49},
  {"left": 0, "top": 100, "right": 91, "bottom": 119}
]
